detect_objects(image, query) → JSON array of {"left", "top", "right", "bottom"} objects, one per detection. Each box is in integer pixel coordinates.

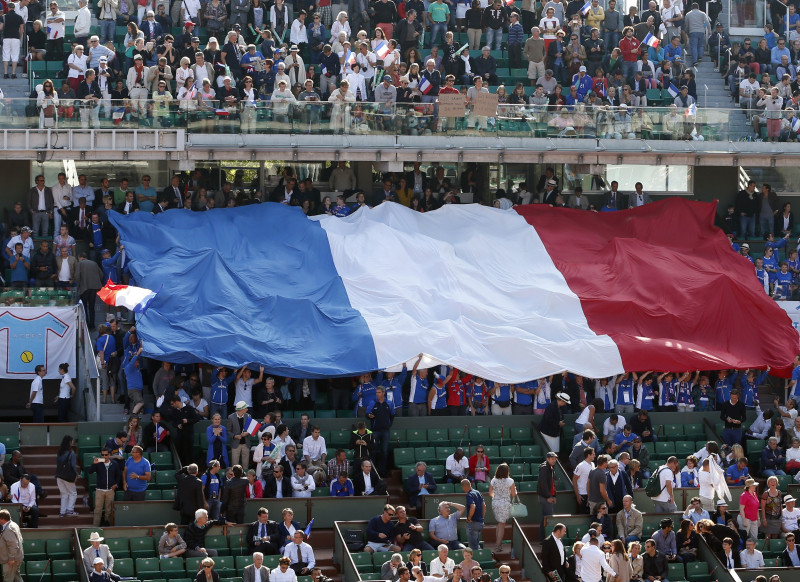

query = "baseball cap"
[
  {"left": 579, "top": 65, "right": 586, "bottom": 72},
  {"left": 185, "top": 20, "right": 195, "bottom": 26},
  {"left": 383, "top": 75, "right": 392, "bottom": 82}
]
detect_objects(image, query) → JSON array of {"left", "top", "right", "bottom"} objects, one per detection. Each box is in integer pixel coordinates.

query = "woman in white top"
[
  {"left": 37, "top": 80, "right": 59, "bottom": 128},
  {"left": 575, "top": 399, "right": 603, "bottom": 434},
  {"left": 330, "top": 12, "right": 351, "bottom": 42},
  {"left": 56, "top": 363, "right": 75, "bottom": 422},
  {"left": 176, "top": 57, "right": 195, "bottom": 87},
  {"left": 67, "top": 45, "right": 88, "bottom": 93},
  {"left": 177, "top": 77, "right": 198, "bottom": 111},
  {"left": 345, "top": 63, "right": 367, "bottom": 101},
  {"left": 253, "top": 432, "right": 278, "bottom": 479}
]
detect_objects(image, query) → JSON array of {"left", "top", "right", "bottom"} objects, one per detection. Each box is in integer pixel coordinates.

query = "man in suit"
[
  {"left": 569, "top": 186, "right": 590, "bottom": 210},
  {"left": 175, "top": 464, "right": 206, "bottom": 526},
  {"left": 246, "top": 507, "right": 281, "bottom": 555},
  {"left": 221, "top": 465, "right": 249, "bottom": 524},
  {"left": 541, "top": 523, "right": 568, "bottom": 582},
  {"left": 353, "top": 460, "right": 385, "bottom": 496},
  {"left": 152, "top": 199, "right": 169, "bottom": 214},
  {"left": 242, "top": 551, "right": 270, "bottom": 582},
  {"left": 0, "top": 509, "right": 23, "bottom": 582},
  {"left": 82, "top": 532, "right": 114, "bottom": 575},
  {"left": 69, "top": 197, "right": 93, "bottom": 255},
  {"left": 227, "top": 402, "right": 253, "bottom": 468},
  {"left": 628, "top": 182, "right": 651, "bottom": 208},
  {"left": 159, "top": 175, "right": 185, "bottom": 209},
  {"left": 406, "top": 462, "right": 437, "bottom": 513},
  {"left": 603, "top": 181, "right": 627, "bottom": 210},
  {"left": 263, "top": 465, "right": 293, "bottom": 499},
  {"left": 116, "top": 191, "right": 139, "bottom": 215},
  {"left": 28, "top": 175, "right": 54, "bottom": 238}
]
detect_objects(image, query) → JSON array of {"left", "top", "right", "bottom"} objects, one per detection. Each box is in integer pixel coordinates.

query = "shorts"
[
  {"left": 367, "top": 541, "right": 393, "bottom": 552},
  {"left": 128, "top": 389, "right": 143, "bottom": 405}
]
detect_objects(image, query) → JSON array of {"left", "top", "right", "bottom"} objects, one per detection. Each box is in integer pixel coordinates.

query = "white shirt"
[
  {"left": 283, "top": 542, "right": 315, "bottom": 568},
  {"left": 782, "top": 507, "right": 800, "bottom": 531},
  {"left": 445, "top": 454, "right": 469, "bottom": 478},
  {"left": 7, "top": 235, "right": 34, "bottom": 259},
  {"left": 59, "top": 257, "right": 71, "bottom": 282},
  {"left": 235, "top": 378, "right": 254, "bottom": 407},
  {"left": 429, "top": 557, "right": 455, "bottom": 578},
  {"left": 10, "top": 481, "right": 36, "bottom": 506},
  {"left": 36, "top": 187, "right": 46, "bottom": 211},
  {"left": 554, "top": 535, "right": 564, "bottom": 564},
  {"left": 46, "top": 10, "right": 66, "bottom": 40},
  {"left": 740, "top": 549, "right": 764, "bottom": 569},
  {"left": 52, "top": 183, "right": 73, "bottom": 209},
  {"left": 270, "top": 568, "right": 297, "bottom": 582},
  {"left": 290, "top": 473, "right": 315, "bottom": 497},
  {"left": 698, "top": 469, "right": 714, "bottom": 499},
  {"left": 361, "top": 471, "right": 373, "bottom": 495},
  {"left": 302, "top": 435, "right": 326, "bottom": 461},
  {"left": 290, "top": 18, "right": 308, "bottom": 44},
  {"left": 653, "top": 466, "right": 674, "bottom": 502},
  {"left": 574, "top": 460, "right": 593, "bottom": 495},
  {"left": 579, "top": 544, "right": 615, "bottom": 582},
  {"left": 30, "top": 376, "right": 44, "bottom": 404},
  {"left": 74, "top": 5, "right": 92, "bottom": 36},
  {"left": 58, "top": 373, "right": 72, "bottom": 398},
  {"left": 721, "top": 550, "right": 735, "bottom": 569},
  {"left": 603, "top": 416, "right": 625, "bottom": 441}
]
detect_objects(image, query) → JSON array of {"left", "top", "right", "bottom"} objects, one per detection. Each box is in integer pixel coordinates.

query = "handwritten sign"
[
  {"left": 474, "top": 92, "right": 499, "bottom": 117},
  {"left": 438, "top": 93, "right": 465, "bottom": 117}
]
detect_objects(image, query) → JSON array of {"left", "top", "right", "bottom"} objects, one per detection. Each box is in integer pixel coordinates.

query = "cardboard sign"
[
  {"left": 438, "top": 93, "right": 465, "bottom": 117},
  {"left": 474, "top": 92, "right": 498, "bottom": 117}
]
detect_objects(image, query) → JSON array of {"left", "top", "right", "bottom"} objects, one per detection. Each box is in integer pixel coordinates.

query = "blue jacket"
[
  {"left": 507, "top": 22, "right": 524, "bottom": 46},
  {"left": 406, "top": 471, "right": 437, "bottom": 505}
]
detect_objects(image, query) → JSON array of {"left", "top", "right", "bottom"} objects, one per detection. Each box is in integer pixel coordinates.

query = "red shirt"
[{"left": 619, "top": 36, "right": 641, "bottom": 62}]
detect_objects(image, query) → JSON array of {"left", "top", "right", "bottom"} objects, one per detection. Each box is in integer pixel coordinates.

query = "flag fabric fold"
[
  {"left": 108, "top": 201, "right": 798, "bottom": 381},
  {"left": 97, "top": 280, "right": 158, "bottom": 313},
  {"left": 643, "top": 32, "right": 659, "bottom": 48},
  {"left": 667, "top": 83, "right": 679, "bottom": 98}
]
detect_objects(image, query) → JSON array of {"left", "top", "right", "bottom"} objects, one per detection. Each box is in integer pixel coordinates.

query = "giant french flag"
[{"left": 108, "top": 199, "right": 798, "bottom": 381}]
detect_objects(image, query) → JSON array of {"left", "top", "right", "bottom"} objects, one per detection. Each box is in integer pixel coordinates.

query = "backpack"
[{"left": 645, "top": 466, "right": 668, "bottom": 498}]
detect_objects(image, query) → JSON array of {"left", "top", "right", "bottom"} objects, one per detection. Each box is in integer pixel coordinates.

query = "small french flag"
[
  {"left": 419, "top": 77, "right": 432, "bottom": 94},
  {"left": 345, "top": 50, "right": 356, "bottom": 66},
  {"left": 215, "top": 109, "right": 230, "bottom": 116},
  {"left": 580, "top": 1, "right": 591, "bottom": 15},
  {"left": 97, "top": 280, "right": 158, "bottom": 313},
  {"left": 505, "top": 0, "right": 514, "bottom": 6},
  {"left": 304, "top": 518, "right": 315, "bottom": 538},
  {"left": 643, "top": 32, "right": 659, "bottom": 49},
  {"left": 111, "top": 107, "right": 125, "bottom": 125},
  {"left": 321, "top": 64, "right": 328, "bottom": 76},
  {"left": 245, "top": 418, "right": 261, "bottom": 434},
  {"left": 685, "top": 103, "right": 697, "bottom": 116},
  {"left": 374, "top": 41, "right": 390, "bottom": 59},
  {"left": 667, "top": 83, "right": 679, "bottom": 98},
  {"left": 792, "top": 117, "right": 800, "bottom": 133}
]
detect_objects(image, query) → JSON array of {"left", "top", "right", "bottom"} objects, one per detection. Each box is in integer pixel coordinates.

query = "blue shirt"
[
  {"left": 9, "top": 254, "right": 28, "bottom": 283},
  {"left": 201, "top": 472, "right": 221, "bottom": 499},
  {"left": 664, "top": 44, "right": 683, "bottom": 62},
  {"left": 792, "top": 365, "right": 800, "bottom": 398},
  {"left": 0, "top": 311, "right": 68, "bottom": 374},
  {"left": 96, "top": 333, "right": 116, "bottom": 360},
  {"left": 465, "top": 489, "right": 485, "bottom": 523},
  {"left": 124, "top": 354, "right": 143, "bottom": 391},
  {"left": 431, "top": 379, "right": 448, "bottom": 410},
  {"left": 772, "top": 45, "right": 791, "bottom": 66},
  {"left": 514, "top": 381, "right": 534, "bottom": 406},
  {"left": 102, "top": 250, "right": 120, "bottom": 283},
  {"left": 376, "top": 367, "right": 407, "bottom": 408},
  {"left": 614, "top": 431, "right": 638, "bottom": 453},
  {"left": 135, "top": 186, "right": 157, "bottom": 213},
  {"left": 331, "top": 478, "right": 354, "bottom": 496},
  {"left": 725, "top": 463, "right": 749, "bottom": 484},
  {"left": 638, "top": 382, "right": 655, "bottom": 410},
  {"left": 715, "top": 373, "right": 738, "bottom": 403},
  {"left": 125, "top": 456, "right": 151, "bottom": 492},
  {"left": 354, "top": 381, "right": 377, "bottom": 410},
  {"left": 410, "top": 375, "right": 429, "bottom": 404}
]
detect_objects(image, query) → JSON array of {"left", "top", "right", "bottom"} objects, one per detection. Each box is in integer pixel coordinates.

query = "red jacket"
[{"left": 619, "top": 36, "right": 641, "bottom": 62}]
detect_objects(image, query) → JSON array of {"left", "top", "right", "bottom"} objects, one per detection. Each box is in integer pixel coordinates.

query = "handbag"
[
  {"left": 56, "top": 452, "right": 77, "bottom": 481},
  {"left": 509, "top": 495, "right": 528, "bottom": 518}
]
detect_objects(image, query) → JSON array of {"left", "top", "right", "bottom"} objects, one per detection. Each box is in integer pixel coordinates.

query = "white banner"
[
  {"left": 0, "top": 306, "right": 77, "bottom": 379},
  {"left": 778, "top": 301, "right": 800, "bottom": 348}
]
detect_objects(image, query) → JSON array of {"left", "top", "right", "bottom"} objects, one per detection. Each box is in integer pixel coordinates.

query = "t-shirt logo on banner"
[{"left": 0, "top": 310, "right": 72, "bottom": 375}]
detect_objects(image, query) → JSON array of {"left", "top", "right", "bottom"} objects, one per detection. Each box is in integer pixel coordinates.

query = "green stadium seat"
[
  {"left": 675, "top": 441, "right": 694, "bottom": 456},
  {"left": 663, "top": 424, "right": 684, "bottom": 440},
  {"left": 427, "top": 428, "right": 448, "bottom": 442},
  {"left": 23, "top": 539, "right": 46, "bottom": 560},
  {"left": 482, "top": 445, "right": 498, "bottom": 459},
  {"left": 330, "top": 429, "right": 351, "bottom": 447},
  {"left": 421, "top": 550, "right": 437, "bottom": 563},
  {"left": 777, "top": 475, "right": 793, "bottom": 490},
  {"left": 185, "top": 558, "right": 204, "bottom": 574},
  {"left": 488, "top": 427, "right": 505, "bottom": 442},
  {"left": 507, "top": 463, "right": 526, "bottom": 478},
  {"left": 350, "top": 552, "right": 373, "bottom": 573},
  {"left": 407, "top": 429, "right": 426, "bottom": 444},
  {"left": 79, "top": 434, "right": 100, "bottom": 450},
  {"left": 765, "top": 538, "right": 787, "bottom": 558},
  {"left": 145, "top": 490, "right": 161, "bottom": 501},
  {"left": 437, "top": 483, "right": 456, "bottom": 494},
  {"left": 162, "top": 488, "right": 176, "bottom": 500},
  {"left": 655, "top": 442, "right": 676, "bottom": 456},
  {"left": 149, "top": 451, "right": 173, "bottom": 469},
  {"left": 206, "top": 535, "right": 230, "bottom": 556},
  {"left": 435, "top": 447, "right": 452, "bottom": 461},
  {"left": 372, "top": 551, "right": 394, "bottom": 566},
  {"left": 473, "top": 549, "right": 494, "bottom": 569},
  {"left": 235, "top": 555, "right": 253, "bottom": 570},
  {"left": 159, "top": 558, "right": 185, "bottom": 575},
  {"left": 214, "top": 556, "right": 236, "bottom": 577},
  {"left": 311, "top": 487, "right": 330, "bottom": 496},
  {"left": 131, "top": 537, "right": 156, "bottom": 559},
  {"left": 684, "top": 423, "right": 704, "bottom": 439},
  {"left": 135, "top": 558, "right": 161, "bottom": 580},
  {"left": 510, "top": 427, "right": 532, "bottom": 443},
  {"left": 667, "top": 563, "right": 686, "bottom": 581},
  {"left": 46, "top": 539, "right": 72, "bottom": 559},
  {"left": 498, "top": 445, "right": 517, "bottom": 461},
  {"left": 428, "top": 465, "right": 445, "bottom": 480},
  {"left": 684, "top": 562, "right": 710, "bottom": 581},
  {"left": 475, "top": 481, "right": 490, "bottom": 493},
  {"left": 415, "top": 447, "right": 435, "bottom": 463},
  {"left": 228, "top": 534, "right": 249, "bottom": 557},
  {"left": 468, "top": 427, "right": 489, "bottom": 442},
  {"left": 389, "top": 429, "right": 406, "bottom": 445},
  {"left": 316, "top": 410, "right": 336, "bottom": 419},
  {"left": 51, "top": 559, "right": 76, "bottom": 582},
  {"left": 114, "top": 559, "right": 135, "bottom": 578},
  {"left": 263, "top": 555, "right": 280, "bottom": 569},
  {"left": 157, "top": 470, "right": 177, "bottom": 487},
  {"left": 0, "top": 434, "right": 20, "bottom": 450},
  {"left": 394, "top": 448, "right": 415, "bottom": 466},
  {"left": 746, "top": 439, "right": 765, "bottom": 456},
  {"left": 107, "top": 538, "right": 130, "bottom": 558},
  {"left": 517, "top": 481, "right": 536, "bottom": 492},
  {"left": 26, "top": 560, "right": 51, "bottom": 582},
  {"left": 519, "top": 444, "right": 541, "bottom": 458}
]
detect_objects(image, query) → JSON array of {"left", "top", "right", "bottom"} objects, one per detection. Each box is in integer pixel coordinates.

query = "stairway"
[
  {"left": 0, "top": 73, "right": 30, "bottom": 99},
  {"left": 693, "top": 58, "right": 752, "bottom": 140},
  {"left": 20, "top": 445, "right": 95, "bottom": 528}
]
